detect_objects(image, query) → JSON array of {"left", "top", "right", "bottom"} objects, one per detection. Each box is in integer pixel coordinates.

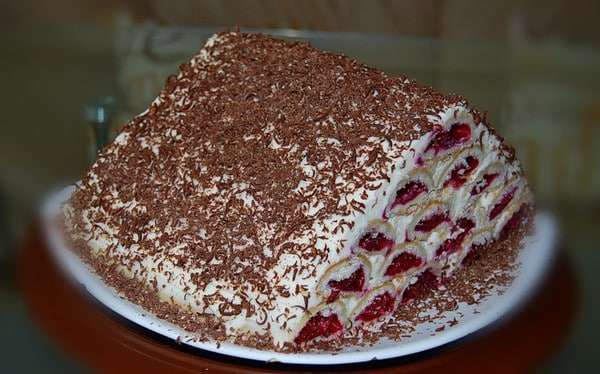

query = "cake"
[{"left": 62, "top": 31, "right": 533, "bottom": 350}]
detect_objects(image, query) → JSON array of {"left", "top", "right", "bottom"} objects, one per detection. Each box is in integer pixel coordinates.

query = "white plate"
[{"left": 41, "top": 185, "right": 558, "bottom": 365}]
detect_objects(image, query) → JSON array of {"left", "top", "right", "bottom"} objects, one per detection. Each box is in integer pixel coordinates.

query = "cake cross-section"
[{"left": 62, "top": 31, "right": 533, "bottom": 350}]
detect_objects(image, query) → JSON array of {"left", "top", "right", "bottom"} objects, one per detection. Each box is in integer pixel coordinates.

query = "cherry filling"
[
  {"left": 471, "top": 173, "right": 499, "bottom": 195},
  {"left": 327, "top": 266, "right": 365, "bottom": 302},
  {"left": 392, "top": 180, "right": 428, "bottom": 208},
  {"left": 294, "top": 312, "right": 344, "bottom": 345},
  {"left": 489, "top": 187, "right": 517, "bottom": 220},
  {"left": 355, "top": 292, "right": 396, "bottom": 322},
  {"left": 415, "top": 211, "right": 450, "bottom": 232},
  {"left": 402, "top": 269, "right": 437, "bottom": 304},
  {"left": 425, "top": 123, "right": 472, "bottom": 155},
  {"left": 358, "top": 230, "right": 394, "bottom": 253},
  {"left": 444, "top": 156, "right": 479, "bottom": 189},
  {"left": 384, "top": 252, "right": 423, "bottom": 276},
  {"left": 435, "top": 218, "right": 475, "bottom": 259},
  {"left": 456, "top": 217, "right": 476, "bottom": 232}
]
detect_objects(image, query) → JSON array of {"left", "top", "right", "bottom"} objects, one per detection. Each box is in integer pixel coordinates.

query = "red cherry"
[
  {"left": 294, "top": 312, "right": 344, "bottom": 344},
  {"left": 355, "top": 292, "right": 396, "bottom": 322},
  {"left": 358, "top": 230, "right": 394, "bottom": 253},
  {"left": 456, "top": 217, "right": 476, "bottom": 232},
  {"left": 415, "top": 211, "right": 449, "bottom": 232},
  {"left": 327, "top": 266, "right": 365, "bottom": 302},
  {"left": 425, "top": 123, "right": 472, "bottom": 155},
  {"left": 436, "top": 238, "right": 462, "bottom": 259},
  {"left": 392, "top": 180, "right": 428, "bottom": 208},
  {"left": 489, "top": 187, "right": 517, "bottom": 220},
  {"left": 384, "top": 252, "right": 423, "bottom": 276}
]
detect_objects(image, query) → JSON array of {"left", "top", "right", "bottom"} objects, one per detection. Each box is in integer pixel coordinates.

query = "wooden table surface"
[{"left": 18, "top": 228, "right": 577, "bottom": 373}]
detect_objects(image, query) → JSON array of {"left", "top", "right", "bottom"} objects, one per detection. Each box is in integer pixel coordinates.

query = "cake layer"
[{"left": 63, "top": 31, "right": 532, "bottom": 349}]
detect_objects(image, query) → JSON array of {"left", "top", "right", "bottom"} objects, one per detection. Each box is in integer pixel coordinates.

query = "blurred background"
[{"left": 1, "top": 0, "right": 599, "bottom": 371}]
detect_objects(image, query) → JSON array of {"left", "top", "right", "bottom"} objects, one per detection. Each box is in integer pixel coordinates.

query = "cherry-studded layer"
[{"left": 294, "top": 120, "right": 529, "bottom": 346}]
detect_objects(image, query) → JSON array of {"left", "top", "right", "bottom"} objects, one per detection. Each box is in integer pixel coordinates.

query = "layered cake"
[{"left": 62, "top": 31, "right": 533, "bottom": 350}]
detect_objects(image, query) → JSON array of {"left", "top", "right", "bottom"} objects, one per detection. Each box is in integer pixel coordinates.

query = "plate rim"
[{"left": 41, "top": 185, "right": 558, "bottom": 365}]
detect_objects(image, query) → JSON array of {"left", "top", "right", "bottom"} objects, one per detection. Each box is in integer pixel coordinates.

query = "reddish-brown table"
[{"left": 19, "top": 228, "right": 577, "bottom": 373}]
